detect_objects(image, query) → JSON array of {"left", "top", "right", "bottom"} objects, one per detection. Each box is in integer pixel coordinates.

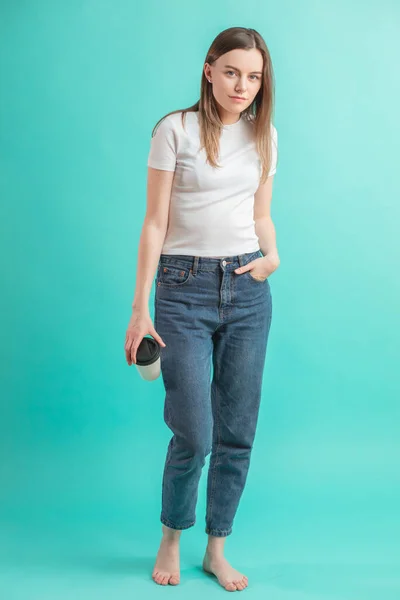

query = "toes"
[
  {"left": 153, "top": 570, "right": 180, "bottom": 586},
  {"left": 235, "top": 576, "right": 248, "bottom": 590},
  {"left": 153, "top": 572, "right": 165, "bottom": 585},
  {"left": 225, "top": 582, "right": 238, "bottom": 591}
]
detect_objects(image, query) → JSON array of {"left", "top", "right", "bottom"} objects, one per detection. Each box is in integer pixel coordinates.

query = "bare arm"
[
  {"left": 124, "top": 166, "right": 174, "bottom": 365},
  {"left": 253, "top": 174, "right": 280, "bottom": 265},
  {"left": 235, "top": 174, "right": 280, "bottom": 280},
  {"left": 132, "top": 166, "right": 175, "bottom": 313}
]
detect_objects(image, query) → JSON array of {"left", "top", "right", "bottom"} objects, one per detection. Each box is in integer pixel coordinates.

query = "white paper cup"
[{"left": 135, "top": 336, "right": 161, "bottom": 381}]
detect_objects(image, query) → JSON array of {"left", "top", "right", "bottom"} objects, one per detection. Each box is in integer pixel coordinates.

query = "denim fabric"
[{"left": 154, "top": 249, "right": 272, "bottom": 537}]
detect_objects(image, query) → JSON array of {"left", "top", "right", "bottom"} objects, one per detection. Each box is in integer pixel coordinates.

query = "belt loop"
[
  {"left": 192, "top": 256, "right": 199, "bottom": 275},
  {"left": 238, "top": 253, "right": 245, "bottom": 267}
]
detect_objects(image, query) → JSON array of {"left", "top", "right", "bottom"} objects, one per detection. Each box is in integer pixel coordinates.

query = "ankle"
[
  {"left": 206, "top": 534, "right": 226, "bottom": 559},
  {"left": 162, "top": 524, "right": 182, "bottom": 543},
  {"left": 205, "top": 546, "right": 224, "bottom": 560}
]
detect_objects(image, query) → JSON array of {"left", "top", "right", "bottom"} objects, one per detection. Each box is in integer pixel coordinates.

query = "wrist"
[
  {"left": 132, "top": 301, "right": 150, "bottom": 314},
  {"left": 262, "top": 252, "right": 280, "bottom": 267}
]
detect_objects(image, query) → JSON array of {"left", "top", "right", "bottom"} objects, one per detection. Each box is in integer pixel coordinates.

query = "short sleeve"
[
  {"left": 147, "top": 115, "right": 177, "bottom": 171},
  {"left": 268, "top": 124, "right": 278, "bottom": 177}
]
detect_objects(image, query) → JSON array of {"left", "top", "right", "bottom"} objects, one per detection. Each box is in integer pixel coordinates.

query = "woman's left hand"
[{"left": 234, "top": 255, "right": 279, "bottom": 281}]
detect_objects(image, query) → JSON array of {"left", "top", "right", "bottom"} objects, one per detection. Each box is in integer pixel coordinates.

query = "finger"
[
  {"left": 130, "top": 346, "right": 137, "bottom": 364},
  {"left": 126, "top": 348, "right": 134, "bottom": 365},
  {"left": 124, "top": 341, "right": 130, "bottom": 362},
  {"left": 150, "top": 329, "right": 166, "bottom": 347},
  {"left": 131, "top": 335, "right": 143, "bottom": 364},
  {"left": 235, "top": 262, "right": 253, "bottom": 274},
  {"left": 125, "top": 338, "right": 133, "bottom": 364}
]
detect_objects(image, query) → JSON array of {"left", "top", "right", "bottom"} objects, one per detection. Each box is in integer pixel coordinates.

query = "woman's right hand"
[{"left": 124, "top": 307, "right": 166, "bottom": 366}]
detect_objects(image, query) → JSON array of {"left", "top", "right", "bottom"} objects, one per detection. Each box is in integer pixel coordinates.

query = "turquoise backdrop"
[{"left": 1, "top": 1, "right": 399, "bottom": 598}]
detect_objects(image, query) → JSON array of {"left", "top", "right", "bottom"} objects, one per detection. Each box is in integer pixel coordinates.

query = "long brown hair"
[{"left": 151, "top": 27, "right": 276, "bottom": 184}]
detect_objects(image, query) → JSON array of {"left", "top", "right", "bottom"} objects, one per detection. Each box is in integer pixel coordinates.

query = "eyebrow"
[{"left": 224, "top": 64, "right": 263, "bottom": 75}]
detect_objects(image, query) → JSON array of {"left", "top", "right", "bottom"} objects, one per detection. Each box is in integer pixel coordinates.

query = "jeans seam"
[
  {"left": 161, "top": 440, "right": 172, "bottom": 523},
  {"left": 207, "top": 357, "right": 221, "bottom": 530}
]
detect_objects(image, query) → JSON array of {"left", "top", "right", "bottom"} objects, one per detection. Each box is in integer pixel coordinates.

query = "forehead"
[{"left": 216, "top": 48, "right": 263, "bottom": 73}]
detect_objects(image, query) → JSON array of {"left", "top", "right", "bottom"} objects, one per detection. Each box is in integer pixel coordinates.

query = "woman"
[{"left": 124, "top": 26, "right": 279, "bottom": 592}]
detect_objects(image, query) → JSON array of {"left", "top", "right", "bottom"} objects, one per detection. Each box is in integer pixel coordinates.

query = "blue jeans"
[{"left": 154, "top": 249, "right": 272, "bottom": 537}]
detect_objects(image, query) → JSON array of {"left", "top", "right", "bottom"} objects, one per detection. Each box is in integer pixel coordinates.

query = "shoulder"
[{"left": 152, "top": 111, "right": 186, "bottom": 137}]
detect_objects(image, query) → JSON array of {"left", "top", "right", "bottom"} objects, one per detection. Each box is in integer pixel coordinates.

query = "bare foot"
[
  {"left": 152, "top": 531, "right": 181, "bottom": 586},
  {"left": 203, "top": 551, "right": 248, "bottom": 591}
]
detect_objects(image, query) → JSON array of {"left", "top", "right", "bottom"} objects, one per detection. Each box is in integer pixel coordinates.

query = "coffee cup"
[{"left": 135, "top": 336, "right": 161, "bottom": 381}]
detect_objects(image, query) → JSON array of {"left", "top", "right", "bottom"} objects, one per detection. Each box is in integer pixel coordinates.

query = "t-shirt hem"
[
  {"left": 160, "top": 246, "right": 260, "bottom": 257},
  {"left": 147, "top": 162, "right": 176, "bottom": 171}
]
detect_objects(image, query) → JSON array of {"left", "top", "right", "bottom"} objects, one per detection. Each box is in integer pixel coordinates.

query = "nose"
[{"left": 235, "top": 78, "right": 247, "bottom": 93}]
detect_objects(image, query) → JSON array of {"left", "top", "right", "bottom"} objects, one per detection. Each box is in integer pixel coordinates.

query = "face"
[{"left": 204, "top": 48, "right": 263, "bottom": 121}]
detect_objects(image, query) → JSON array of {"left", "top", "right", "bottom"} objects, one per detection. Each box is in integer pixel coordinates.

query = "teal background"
[{"left": 1, "top": 1, "right": 399, "bottom": 598}]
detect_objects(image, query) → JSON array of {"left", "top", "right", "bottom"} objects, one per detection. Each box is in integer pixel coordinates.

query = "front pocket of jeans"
[
  {"left": 245, "top": 270, "right": 267, "bottom": 283},
  {"left": 159, "top": 265, "right": 193, "bottom": 287}
]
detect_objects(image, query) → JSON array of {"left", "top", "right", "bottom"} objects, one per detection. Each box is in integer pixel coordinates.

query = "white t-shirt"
[{"left": 147, "top": 111, "right": 278, "bottom": 257}]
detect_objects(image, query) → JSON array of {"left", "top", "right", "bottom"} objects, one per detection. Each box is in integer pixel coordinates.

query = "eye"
[{"left": 226, "top": 70, "right": 260, "bottom": 81}]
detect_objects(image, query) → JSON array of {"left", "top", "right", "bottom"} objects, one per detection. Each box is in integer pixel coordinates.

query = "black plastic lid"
[{"left": 136, "top": 336, "right": 161, "bottom": 366}]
